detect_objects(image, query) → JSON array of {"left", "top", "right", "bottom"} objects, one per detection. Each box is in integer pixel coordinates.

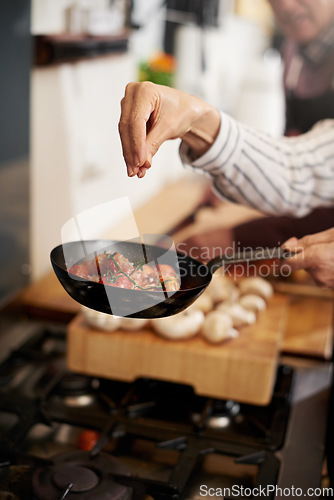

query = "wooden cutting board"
[
  {"left": 21, "top": 272, "right": 333, "bottom": 360},
  {"left": 67, "top": 294, "right": 288, "bottom": 406},
  {"left": 282, "top": 296, "right": 333, "bottom": 359}
]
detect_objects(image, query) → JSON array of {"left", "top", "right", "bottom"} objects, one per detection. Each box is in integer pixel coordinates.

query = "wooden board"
[
  {"left": 282, "top": 296, "right": 333, "bottom": 359},
  {"left": 67, "top": 294, "right": 288, "bottom": 406},
  {"left": 19, "top": 272, "right": 79, "bottom": 318}
]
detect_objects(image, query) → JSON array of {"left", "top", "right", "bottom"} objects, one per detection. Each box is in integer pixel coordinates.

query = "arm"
[
  {"left": 184, "top": 112, "right": 334, "bottom": 217},
  {"left": 118, "top": 82, "right": 334, "bottom": 288},
  {"left": 119, "top": 82, "right": 334, "bottom": 217}
]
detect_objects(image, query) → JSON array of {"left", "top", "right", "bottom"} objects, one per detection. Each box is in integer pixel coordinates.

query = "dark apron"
[{"left": 285, "top": 89, "right": 334, "bottom": 135}]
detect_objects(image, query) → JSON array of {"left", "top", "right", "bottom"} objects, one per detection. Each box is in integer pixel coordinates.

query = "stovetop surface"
[{"left": 0, "top": 321, "right": 330, "bottom": 499}]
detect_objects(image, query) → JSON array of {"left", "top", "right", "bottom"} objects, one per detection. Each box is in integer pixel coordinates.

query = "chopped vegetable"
[{"left": 68, "top": 251, "right": 180, "bottom": 292}]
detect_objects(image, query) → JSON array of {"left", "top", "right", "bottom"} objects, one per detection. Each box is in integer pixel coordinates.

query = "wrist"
[{"left": 182, "top": 101, "right": 221, "bottom": 157}]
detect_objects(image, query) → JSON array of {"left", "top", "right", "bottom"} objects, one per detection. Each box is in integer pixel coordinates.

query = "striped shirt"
[{"left": 180, "top": 113, "right": 334, "bottom": 217}]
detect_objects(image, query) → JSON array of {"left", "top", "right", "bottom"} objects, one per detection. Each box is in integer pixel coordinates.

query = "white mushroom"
[
  {"left": 202, "top": 311, "right": 238, "bottom": 344},
  {"left": 217, "top": 302, "right": 256, "bottom": 327},
  {"left": 120, "top": 318, "right": 149, "bottom": 331},
  {"left": 151, "top": 309, "right": 204, "bottom": 340},
  {"left": 238, "top": 277, "right": 273, "bottom": 300},
  {"left": 192, "top": 292, "right": 214, "bottom": 314},
  {"left": 239, "top": 294, "right": 267, "bottom": 313},
  {"left": 81, "top": 306, "right": 122, "bottom": 332},
  {"left": 205, "top": 275, "right": 239, "bottom": 304},
  {"left": 227, "top": 285, "right": 240, "bottom": 304}
]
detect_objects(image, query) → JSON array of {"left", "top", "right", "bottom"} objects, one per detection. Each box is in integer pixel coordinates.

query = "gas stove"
[{"left": 0, "top": 321, "right": 331, "bottom": 499}]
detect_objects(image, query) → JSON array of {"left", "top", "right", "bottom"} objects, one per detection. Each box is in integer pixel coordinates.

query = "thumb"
[
  {"left": 146, "top": 125, "right": 172, "bottom": 161},
  {"left": 282, "top": 237, "right": 299, "bottom": 249}
]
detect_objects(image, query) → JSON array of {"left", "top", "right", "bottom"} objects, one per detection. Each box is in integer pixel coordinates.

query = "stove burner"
[
  {"left": 192, "top": 399, "right": 241, "bottom": 429},
  {"left": 32, "top": 451, "right": 132, "bottom": 500},
  {"left": 52, "top": 464, "right": 99, "bottom": 492},
  {"left": 54, "top": 373, "right": 99, "bottom": 407},
  {"left": 63, "top": 394, "right": 96, "bottom": 407},
  {"left": 56, "top": 373, "right": 97, "bottom": 396}
]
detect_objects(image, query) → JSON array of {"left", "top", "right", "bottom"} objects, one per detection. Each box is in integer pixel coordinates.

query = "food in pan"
[{"left": 68, "top": 251, "right": 180, "bottom": 292}]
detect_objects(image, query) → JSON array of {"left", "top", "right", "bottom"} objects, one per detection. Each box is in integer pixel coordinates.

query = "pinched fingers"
[
  {"left": 119, "top": 82, "right": 157, "bottom": 176},
  {"left": 119, "top": 91, "right": 147, "bottom": 176}
]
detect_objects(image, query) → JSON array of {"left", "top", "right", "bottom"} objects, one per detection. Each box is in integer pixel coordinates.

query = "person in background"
[
  {"left": 172, "top": 0, "right": 334, "bottom": 266},
  {"left": 273, "top": 0, "right": 334, "bottom": 137},
  {"left": 234, "top": 0, "right": 334, "bottom": 239}
]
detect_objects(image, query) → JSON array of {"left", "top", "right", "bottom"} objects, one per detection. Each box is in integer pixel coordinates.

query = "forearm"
[{"left": 181, "top": 115, "right": 334, "bottom": 217}]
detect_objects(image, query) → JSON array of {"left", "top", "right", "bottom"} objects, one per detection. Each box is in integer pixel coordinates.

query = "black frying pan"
[{"left": 51, "top": 240, "right": 291, "bottom": 319}]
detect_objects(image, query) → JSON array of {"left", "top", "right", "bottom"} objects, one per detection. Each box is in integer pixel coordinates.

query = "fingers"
[
  {"left": 283, "top": 248, "right": 312, "bottom": 270},
  {"left": 119, "top": 82, "right": 153, "bottom": 175},
  {"left": 283, "top": 228, "right": 334, "bottom": 251},
  {"left": 282, "top": 229, "right": 334, "bottom": 288},
  {"left": 282, "top": 233, "right": 316, "bottom": 269},
  {"left": 282, "top": 236, "right": 299, "bottom": 249},
  {"left": 288, "top": 243, "right": 334, "bottom": 288},
  {"left": 119, "top": 81, "right": 168, "bottom": 178},
  {"left": 299, "top": 227, "right": 334, "bottom": 246}
]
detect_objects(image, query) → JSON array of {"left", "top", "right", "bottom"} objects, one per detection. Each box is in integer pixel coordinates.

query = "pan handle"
[{"left": 206, "top": 247, "right": 296, "bottom": 275}]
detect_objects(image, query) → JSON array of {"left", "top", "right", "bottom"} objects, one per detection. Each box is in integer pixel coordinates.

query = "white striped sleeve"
[{"left": 180, "top": 113, "right": 334, "bottom": 217}]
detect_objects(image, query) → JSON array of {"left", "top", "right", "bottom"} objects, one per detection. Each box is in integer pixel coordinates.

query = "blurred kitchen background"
[
  {"left": 1, "top": 0, "right": 285, "bottom": 303},
  {"left": 1, "top": 5, "right": 334, "bottom": 497}
]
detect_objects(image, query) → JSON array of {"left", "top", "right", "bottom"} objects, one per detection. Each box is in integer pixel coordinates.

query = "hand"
[
  {"left": 283, "top": 228, "right": 334, "bottom": 288},
  {"left": 118, "top": 81, "right": 221, "bottom": 178}
]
